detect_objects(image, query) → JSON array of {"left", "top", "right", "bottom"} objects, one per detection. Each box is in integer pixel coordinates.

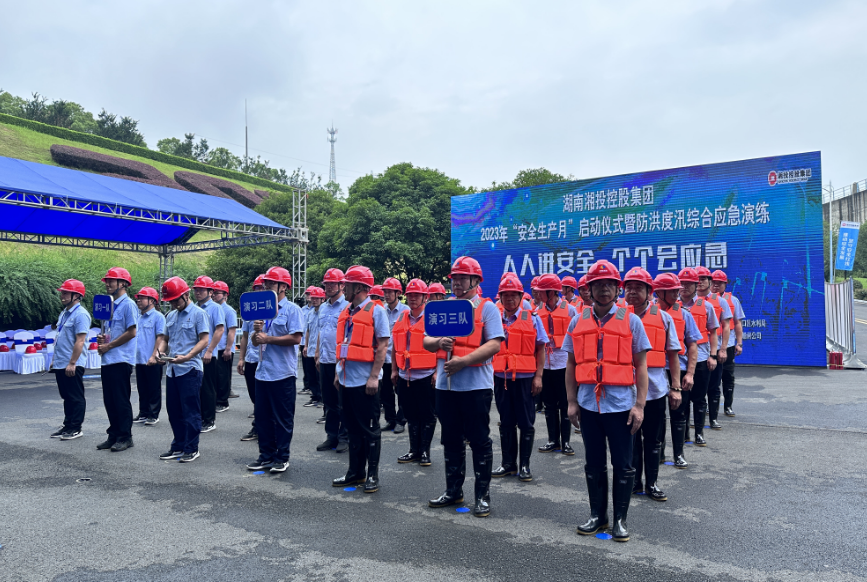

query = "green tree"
[
  {"left": 95, "top": 109, "right": 147, "bottom": 147},
  {"left": 489, "top": 167, "right": 573, "bottom": 191},
  {"left": 206, "top": 147, "right": 241, "bottom": 170}
]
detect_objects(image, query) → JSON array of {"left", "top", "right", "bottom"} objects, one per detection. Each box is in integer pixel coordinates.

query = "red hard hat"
[
  {"left": 193, "top": 275, "right": 214, "bottom": 289},
  {"left": 678, "top": 268, "right": 700, "bottom": 283},
  {"left": 322, "top": 268, "right": 345, "bottom": 284},
  {"left": 344, "top": 265, "right": 375, "bottom": 287},
  {"left": 623, "top": 267, "right": 654, "bottom": 289},
  {"left": 695, "top": 266, "right": 712, "bottom": 279},
  {"left": 161, "top": 276, "right": 191, "bottom": 301},
  {"left": 498, "top": 274, "right": 524, "bottom": 294},
  {"left": 653, "top": 273, "right": 683, "bottom": 291},
  {"left": 135, "top": 287, "right": 160, "bottom": 302},
  {"left": 369, "top": 285, "right": 384, "bottom": 298},
  {"left": 405, "top": 279, "right": 428, "bottom": 295},
  {"left": 304, "top": 286, "right": 317, "bottom": 295},
  {"left": 712, "top": 270, "right": 728, "bottom": 283},
  {"left": 536, "top": 273, "right": 562, "bottom": 292},
  {"left": 530, "top": 276, "right": 540, "bottom": 290},
  {"left": 212, "top": 281, "right": 230, "bottom": 294},
  {"left": 561, "top": 276, "right": 579, "bottom": 289},
  {"left": 523, "top": 292, "right": 532, "bottom": 302},
  {"left": 477, "top": 285, "right": 483, "bottom": 297},
  {"left": 585, "top": 260, "right": 622, "bottom": 284},
  {"left": 263, "top": 266, "right": 292, "bottom": 286},
  {"left": 58, "top": 279, "right": 86, "bottom": 297},
  {"left": 428, "top": 282, "right": 447, "bottom": 295},
  {"left": 89, "top": 342, "right": 99, "bottom": 350},
  {"left": 0, "top": 345, "right": 8, "bottom": 353},
  {"left": 310, "top": 287, "right": 326, "bottom": 298},
  {"left": 577, "top": 275, "right": 589, "bottom": 289},
  {"left": 449, "top": 256, "right": 484, "bottom": 281},
  {"left": 25, "top": 345, "right": 37, "bottom": 354},
  {"left": 253, "top": 274, "right": 265, "bottom": 289},
  {"left": 382, "top": 277, "right": 403, "bottom": 292},
  {"left": 102, "top": 267, "right": 132, "bottom": 285}
]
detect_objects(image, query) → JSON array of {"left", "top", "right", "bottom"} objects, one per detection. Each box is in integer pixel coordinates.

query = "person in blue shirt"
[
  {"left": 246, "top": 266, "right": 305, "bottom": 474},
  {"left": 697, "top": 267, "right": 731, "bottom": 432},
  {"left": 331, "top": 266, "right": 391, "bottom": 493},
  {"left": 238, "top": 274, "right": 265, "bottom": 442},
  {"left": 50, "top": 280, "right": 92, "bottom": 441},
  {"left": 212, "top": 281, "right": 239, "bottom": 413},
  {"left": 711, "top": 270, "right": 746, "bottom": 418},
  {"left": 193, "top": 276, "right": 225, "bottom": 433},
  {"left": 381, "top": 277, "right": 409, "bottom": 433},
  {"left": 563, "top": 260, "right": 651, "bottom": 542},
  {"left": 423, "top": 257, "right": 505, "bottom": 518},
  {"left": 133, "top": 287, "right": 166, "bottom": 426},
  {"left": 96, "top": 267, "right": 138, "bottom": 452},
  {"left": 156, "top": 277, "right": 210, "bottom": 463},
  {"left": 301, "top": 287, "right": 324, "bottom": 409},
  {"left": 300, "top": 288, "right": 312, "bottom": 395},
  {"left": 315, "top": 268, "right": 350, "bottom": 453}
]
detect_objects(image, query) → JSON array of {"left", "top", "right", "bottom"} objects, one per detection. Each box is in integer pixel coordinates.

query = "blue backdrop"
[{"left": 451, "top": 152, "right": 825, "bottom": 366}]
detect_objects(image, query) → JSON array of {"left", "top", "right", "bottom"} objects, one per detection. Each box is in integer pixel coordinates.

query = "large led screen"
[{"left": 451, "top": 152, "right": 824, "bottom": 366}]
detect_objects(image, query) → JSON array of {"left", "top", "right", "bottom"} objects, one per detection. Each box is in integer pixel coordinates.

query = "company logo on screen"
[{"left": 769, "top": 168, "right": 811, "bottom": 186}]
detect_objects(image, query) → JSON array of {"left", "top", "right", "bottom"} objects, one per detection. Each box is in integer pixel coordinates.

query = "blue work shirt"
[
  {"left": 304, "top": 306, "right": 320, "bottom": 355},
  {"left": 216, "top": 302, "right": 238, "bottom": 352},
  {"left": 397, "top": 310, "right": 436, "bottom": 381},
  {"left": 561, "top": 303, "right": 652, "bottom": 414},
  {"left": 300, "top": 305, "right": 310, "bottom": 345},
  {"left": 677, "top": 308, "right": 703, "bottom": 372},
  {"left": 51, "top": 304, "right": 92, "bottom": 370},
  {"left": 542, "top": 302, "right": 579, "bottom": 371},
  {"left": 680, "top": 296, "right": 719, "bottom": 362},
  {"left": 385, "top": 302, "right": 410, "bottom": 365},
  {"left": 241, "top": 320, "right": 259, "bottom": 364},
  {"left": 255, "top": 297, "right": 305, "bottom": 382},
  {"left": 727, "top": 295, "right": 745, "bottom": 348},
  {"left": 198, "top": 299, "right": 226, "bottom": 351},
  {"left": 135, "top": 308, "right": 166, "bottom": 366},
  {"left": 317, "top": 295, "right": 349, "bottom": 364},
  {"left": 165, "top": 302, "right": 210, "bottom": 377},
  {"left": 634, "top": 303, "right": 682, "bottom": 401},
  {"left": 335, "top": 297, "right": 391, "bottom": 387},
  {"left": 495, "top": 306, "right": 548, "bottom": 380},
  {"left": 102, "top": 294, "right": 138, "bottom": 366},
  {"left": 434, "top": 298, "right": 505, "bottom": 392}
]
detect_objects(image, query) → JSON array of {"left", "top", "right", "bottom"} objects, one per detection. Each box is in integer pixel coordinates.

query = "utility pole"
[
  {"left": 245, "top": 99, "right": 249, "bottom": 159},
  {"left": 327, "top": 123, "right": 338, "bottom": 184}
]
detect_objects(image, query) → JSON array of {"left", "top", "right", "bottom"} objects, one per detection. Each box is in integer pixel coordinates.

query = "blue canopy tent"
[{"left": 0, "top": 155, "right": 308, "bottom": 298}]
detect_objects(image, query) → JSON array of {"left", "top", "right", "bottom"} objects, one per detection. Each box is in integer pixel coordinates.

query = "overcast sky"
[{"left": 2, "top": 1, "right": 864, "bottom": 192}]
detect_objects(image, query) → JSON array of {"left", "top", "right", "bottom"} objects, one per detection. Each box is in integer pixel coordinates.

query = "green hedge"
[{"left": 0, "top": 112, "right": 293, "bottom": 194}]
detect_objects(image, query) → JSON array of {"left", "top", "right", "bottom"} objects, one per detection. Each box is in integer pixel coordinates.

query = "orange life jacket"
[
  {"left": 566, "top": 295, "right": 583, "bottom": 310},
  {"left": 703, "top": 293, "right": 725, "bottom": 337},
  {"left": 616, "top": 298, "right": 628, "bottom": 308},
  {"left": 570, "top": 306, "right": 635, "bottom": 409},
  {"left": 663, "top": 302, "right": 686, "bottom": 355},
  {"left": 450, "top": 298, "right": 486, "bottom": 366},
  {"left": 639, "top": 304, "right": 667, "bottom": 368},
  {"left": 392, "top": 311, "right": 437, "bottom": 370},
  {"left": 371, "top": 299, "right": 384, "bottom": 309},
  {"left": 681, "top": 298, "right": 709, "bottom": 344},
  {"left": 336, "top": 302, "right": 376, "bottom": 363},
  {"left": 538, "top": 300, "right": 572, "bottom": 348},
  {"left": 493, "top": 309, "right": 538, "bottom": 380},
  {"left": 722, "top": 292, "right": 736, "bottom": 319}
]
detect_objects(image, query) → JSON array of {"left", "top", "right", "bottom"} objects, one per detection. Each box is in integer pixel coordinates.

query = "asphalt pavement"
[{"left": 1, "top": 359, "right": 866, "bottom": 582}]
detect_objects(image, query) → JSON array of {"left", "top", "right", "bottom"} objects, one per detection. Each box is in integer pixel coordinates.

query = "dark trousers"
[
  {"left": 135, "top": 363, "right": 163, "bottom": 419},
  {"left": 541, "top": 368, "right": 570, "bottom": 445},
  {"left": 102, "top": 362, "right": 133, "bottom": 442},
  {"left": 341, "top": 384, "right": 382, "bottom": 470},
  {"left": 397, "top": 375, "right": 436, "bottom": 426},
  {"left": 633, "top": 396, "right": 666, "bottom": 487},
  {"left": 722, "top": 346, "right": 736, "bottom": 408},
  {"left": 243, "top": 361, "right": 258, "bottom": 432},
  {"left": 579, "top": 407, "right": 633, "bottom": 475},
  {"left": 200, "top": 357, "right": 218, "bottom": 426},
  {"left": 493, "top": 376, "right": 535, "bottom": 430},
  {"left": 690, "top": 360, "right": 711, "bottom": 435},
  {"left": 302, "top": 356, "right": 321, "bottom": 402},
  {"left": 707, "top": 350, "right": 723, "bottom": 402},
  {"left": 436, "top": 389, "right": 493, "bottom": 493},
  {"left": 256, "top": 376, "right": 297, "bottom": 463},
  {"left": 380, "top": 363, "right": 405, "bottom": 425},
  {"left": 215, "top": 350, "right": 233, "bottom": 407},
  {"left": 54, "top": 367, "right": 86, "bottom": 432},
  {"left": 166, "top": 369, "right": 202, "bottom": 454},
  {"left": 661, "top": 370, "right": 689, "bottom": 459},
  {"left": 320, "top": 363, "right": 348, "bottom": 443}
]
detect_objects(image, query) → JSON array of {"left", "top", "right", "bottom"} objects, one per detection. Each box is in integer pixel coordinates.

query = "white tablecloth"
[
  {"left": 13, "top": 353, "right": 46, "bottom": 374},
  {"left": 87, "top": 351, "right": 102, "bottom": 369},
  {"left": 44, "top": 351, "right": 53, "bottom": 369},
  {"left": 0, "top": 352, "right": 15, "bottom": 371}
]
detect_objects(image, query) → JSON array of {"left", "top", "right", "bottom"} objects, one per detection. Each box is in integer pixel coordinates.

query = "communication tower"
[{"left": 327, "top": 124, "right": 338, "bottom": 184}]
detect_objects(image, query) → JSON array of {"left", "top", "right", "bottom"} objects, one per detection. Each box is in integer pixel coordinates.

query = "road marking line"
[{"left": 855, "top": 319, "right": 867, "bottom": 326}]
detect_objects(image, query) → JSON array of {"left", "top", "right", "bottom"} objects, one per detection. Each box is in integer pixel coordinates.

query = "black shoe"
[
  {"left": 393, "top": 423, "right": 405, "bottom": 434},
  {"left": 201, "top": 423, "right": 216, "bottom": 433},
  {"left": 303, "top": 399, "right": 320, "bottom": 407},
  {"left": 110, "top": 439, "right": 133, "bottom": 452},
  {"left": 518, "top": 466, "right": 533, "bottom": 482},
  {"left": 215, "top": 404, "right": 230, "bottom": 413},
  {"left": 694, "top": 434, "right": 707, "bottom": 447},
  {"left": 332, "top": 473, "right": 366, "bottom": 487},
  {"left": 632, "top": 481, "right": 644, "bottom": 495},
  {"left": 710, "top": 420, "right": 722, "bottom": 430},
  {"left": 429, "top": 491, "right": 464, "bottom": 508},
  {"left": 159, "top": 450, "right": 183, "bottom": 460},
  {"left": 133, "top": 415, "right": 148, "bottom": 424},
  {"left": 383, "top": 421, "right": 396, "bottom": 432},
  {"left": 612, "top": 518, "right": 630, "bottom": 542},
  {"left": 492, "top": 464, "right": 517, "bottom": 478},
  {"left": 179, "top": 451, "right": 200, "bottom": 463},
  {"left": 674, "top": 455, "right": 688, "bottom": 469},
  {"left": 270, "top": 461, "right": 289, "bottom": 473},
  {"left": 645, "top": 483, "right": 667, "bottom": 502},
  {"left": 316, "top": 439, "right": 337, "bottom": 451},
  {"left": 419, "top": 451, "right": 432, "bottom": 467},
  {"left": 60, "top": 430, "right": 83, "bottom": 440},
  {"left": 397, "top": 451, "right": 419, "bottom": 464},
  {"left": 335, "top": 441, "right": 349, "bottom": 453},
  {"left": 538, "top": 441, "right": 560, "bottom": 453},
  {"left": 363, "top": 474, "right": 379, "bottom": 493},
  {"left": 316, "top": 416, "right": 326, "bottom": 424},
  {"left": 473, "top": 495, "right": 491, "bottom": 517},
  {"left": 724, "top": 407, "right": 735, "bottom": 417},
  {"left": 144, "top": 417, "right": 160, "bottom": 426},
  {"left": 228, "top": 391, "right": 240, "bottom": 398},
  {"left": 562, "top": 443, "right": 575, "bottom": 456},
  {"left": 96, "top": 439, "right": 115, "bottom": 450},
  {"left": 51, "top": 426, "right": 66, "bottom": 438},
  {"left": 240, "top": 430, "right": 258, "bottom": 441},
  {"left": 577, "top": 468, "right": 609, "bottom": 535},
  {"left": 299, "top": 388, "right": 311, "bottom": 395},
  {"left": 247, "top": 459, "right": 274, "bottom": 471},
  {"left": 576, "top": 516, "right": 609, "bottom": 535}
]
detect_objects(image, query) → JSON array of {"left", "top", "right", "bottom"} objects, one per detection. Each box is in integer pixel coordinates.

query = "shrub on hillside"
[
  {"left": 50, "top": 144, "right": 187, "bottom": 191},
  {"left": 254, "top": 190, "right": 272, "bottom": 201},
  {"left": 174, "top": 171, "right": 261, "bottom": 208}
]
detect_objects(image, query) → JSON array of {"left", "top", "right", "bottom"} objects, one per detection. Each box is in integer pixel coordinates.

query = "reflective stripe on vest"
[
  {"left": 640, "top": 304, "right": 667, "bottom": 368},
  {"left": 570, "top": 306, "right": 635, "bottom": 410},
  {"left": 336, "top": 302, "right": 376, "bottom": 363},
  {"left": 665, "top": 302, "right": 686, "bottom": 355},
  {"left": 393, "top": 311, "right": 437, "bottom": 371},
  {"left": 539, "top": 300, "right": 572, "bottom": 349},
  {"left": 493, "top": 309, "right": 537, "bottom": 380}
]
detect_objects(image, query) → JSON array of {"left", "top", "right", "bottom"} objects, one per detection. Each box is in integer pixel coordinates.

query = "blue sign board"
[
  {"left": 451, "top": 152, "right": 825, "bottom": 367},
  {"left": 835, "top": 221, "right": 860, "bottom": 271},
  {"left": 92, "top": 295, "right": 113, "bottom": 321},
  {"left": 239, "top": 290, "right": 278, "bottom": 320},
  {"left": 424, "top": 300, "right": 475, "bottom": 338}
]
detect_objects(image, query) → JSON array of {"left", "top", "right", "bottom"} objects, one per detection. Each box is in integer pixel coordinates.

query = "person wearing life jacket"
[
  {"left": 711, "top": 270, "right": 745, "bottom": 418},
  {"left": 427, "top": 282, "right": 447, "bottom": 302},
  {"left": 300, "top": 286, "right": 325, "bottom": 412},
  {"left": 238, "top": 275, "right": 265, "bottom": 442},
  {"left": 133, "top": 287, "right": 166, "bottom": 427},
  {"left": 50, "top": 280, "right": 92, "bottom": 441},
  {"left": 561, "top": 276, "right": 582, "bottom": 308},
  {"left": 191, "top": 276, "right": 225, "bottom": 435},
  {"left": 562, "top": 260, "right": 650, "bottom": 542},
  {"left": 391, "top": 279, "right": 437, "bottom": 466},
  {"left": 536, "top": 273, "right": 579, "bottom": 456},
  {"left": 654, "top": 273, "right": 700, "bottom": 469},
  {"left": 530, "top": 276, "right": 544, "bottom": 311},
  {"left": 315, "top": 268, "right": 350, "bottom": 454},
  {"left": 381, "top": 277, "right": 409, "bottom": 434},
  {"left": 369, "top": 285, "right": 385, "bottom": 308},
  {"left": 331, "top": 265, "right": 390, "bottom": 494},
  {"left": 212, "top": 281, "right": 239, "bottom": 413},
  {"left": 677, "top": 268, "right": 719, "bottom": 448},
  {"left": 696, "top": 266, "right": 731, "bottom": 431},
  {"left": 577, "top": 275, "right": 592, "bottom": 306},
  {"left": 423, "top": 257, "right": 504, "bottom": 517},
  {"left": 622, "top": 267, "right": 682, "bottom": 502}
]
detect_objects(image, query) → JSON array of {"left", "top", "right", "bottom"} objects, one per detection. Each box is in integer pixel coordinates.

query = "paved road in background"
[{"left": 1, "top": 360, "right": 865, "bottom": 582}]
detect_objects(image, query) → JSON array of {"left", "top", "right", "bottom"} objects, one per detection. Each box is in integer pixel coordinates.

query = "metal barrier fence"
[{"left": 824, "top": 279, "right": 865, "bottom": 368}]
